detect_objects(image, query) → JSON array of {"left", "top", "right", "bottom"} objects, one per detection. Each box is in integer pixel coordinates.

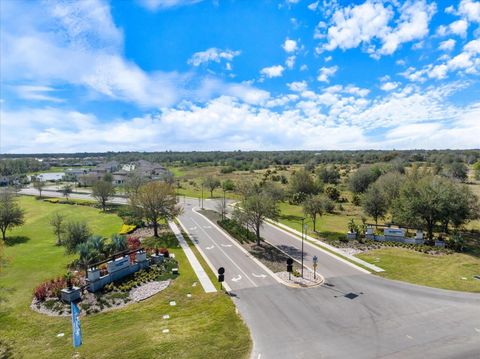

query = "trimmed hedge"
[{"left": 217, "top": 218, "right": 257, "bottom": 244}]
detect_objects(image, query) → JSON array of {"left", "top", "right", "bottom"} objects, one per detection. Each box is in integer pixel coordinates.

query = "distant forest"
[{"left": 1, "top": 150, "right": 480, "bottom": 176}]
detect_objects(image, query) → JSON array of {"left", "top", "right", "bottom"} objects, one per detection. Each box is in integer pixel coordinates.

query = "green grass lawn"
[
  {"left": 0, "top": 196, "right": 251, "bottom": 358},
  {"left": 277, "top": 201, "right": 364, "bottom": 241},
  {"left": 357, "top": 248, "right": 480, "bottom": 292}
]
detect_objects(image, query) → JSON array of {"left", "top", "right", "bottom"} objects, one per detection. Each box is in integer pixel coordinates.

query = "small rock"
[
  {"left": 462, "top": 277, "right": 467, "bottom": 280},
  {"left": 169, "top": 301, "right": 176, "bottom": 306},
  {"left": 56, "top": 333, "right": 64, "bottom": 337},
  {"left": 163, "top": 314, "right": 170, "bottom": 319},
  {"left": 187, "top": 293, "right": 192, "bottom": 298},
  {"left": 162, "top": 329, "right": 169, "bottom": 333},
  {"left": 192, "top": 282, "right": 197, "bottom": 287}
]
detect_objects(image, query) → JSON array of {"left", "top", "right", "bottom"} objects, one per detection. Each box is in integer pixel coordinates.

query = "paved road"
[
  {"left": 178, "top": 200, "right": 277, "bottom": 291},
  {"left": 21, "top": 189, "right": 480, "bottom": 358},
  {"left": 180, "top": 198, "right": 480, "bottom": 359}
]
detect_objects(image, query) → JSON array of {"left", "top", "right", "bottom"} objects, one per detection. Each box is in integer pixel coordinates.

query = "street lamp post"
[
  {"left": 201, "top": 184, "right": 204, "bottom": 209},
  {"left": 301, "top": 217, "right": 305, "bottom": 278}
]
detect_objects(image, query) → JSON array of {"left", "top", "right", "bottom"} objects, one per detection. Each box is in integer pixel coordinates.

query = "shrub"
[
  {"left": 119, "top": 224, "right": 137, "bottom": 235},
  {"left": 127, "top": 236, "right": 141, "bottom": 250},
  {"left": 34, "top": 284, "right": 48, "bottom": 301},
  {"left": 325, "top": 186, "right": 340, "bottom": 201},
  {"left": 159, "top": 247, "right": 169, "bottom": 258}
]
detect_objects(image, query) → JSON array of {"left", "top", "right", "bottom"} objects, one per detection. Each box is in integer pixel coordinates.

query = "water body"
[{"left": 31, "top": 172, "right": 65, "bottom": 181}]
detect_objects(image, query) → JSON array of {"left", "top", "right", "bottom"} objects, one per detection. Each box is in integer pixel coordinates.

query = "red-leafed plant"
[
  {"left": 159, "top": 247, "right": 169, "bottom": 258},
  {"left": 34, "top": 284, "right": 48, "bottom": 301},
  {"left": 127, "top": 236, "right": 141, "bottom": 250}
]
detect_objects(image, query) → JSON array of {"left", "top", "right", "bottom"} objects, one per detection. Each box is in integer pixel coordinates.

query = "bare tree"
[
  {"left": 130, "top": 182, "right": 182, "bottom": 237},
  {"left": 61, "top": 184, "right": 73, "bottom": 200},
  {"left": 32, "top": 179, "right": 46, "bottom": 198},
  {"left": 49, "top": 212, "right": 66, "bottom": 245}
]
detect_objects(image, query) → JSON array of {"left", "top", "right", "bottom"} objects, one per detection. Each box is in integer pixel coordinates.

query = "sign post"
[
  {"left": 71, "top": 302, "right": 82, "bottom": 348},
  {"left": 218, "top": 267, "right": 225, "bottom": 290},
  {"left": 286, "top": 258, "right": 293, "bottom": 280},
  {"left": 312, "top": 255, "right": 318, "bottom": 280}
]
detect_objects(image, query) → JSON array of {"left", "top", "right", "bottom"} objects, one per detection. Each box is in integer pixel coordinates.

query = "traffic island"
[{"left": 277, "top": 270, "right": 324, "bottom": 288}]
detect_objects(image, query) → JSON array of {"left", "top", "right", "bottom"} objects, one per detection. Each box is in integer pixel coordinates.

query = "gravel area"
[
  {"left": 130, "top": 280, "right": 170, "bottom": 302},
  {"left": 276, "top": 270, "right": 323, "bottom": 287}
]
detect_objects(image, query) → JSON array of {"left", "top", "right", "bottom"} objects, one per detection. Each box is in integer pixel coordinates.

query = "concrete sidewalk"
[{"left": 168, "top": 221, "right": 217, "bottom": 293}]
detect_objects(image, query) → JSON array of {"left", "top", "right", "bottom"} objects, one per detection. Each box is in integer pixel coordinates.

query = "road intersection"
[{"left": 20, "top": 188, "right": 480, "bottom": 358}]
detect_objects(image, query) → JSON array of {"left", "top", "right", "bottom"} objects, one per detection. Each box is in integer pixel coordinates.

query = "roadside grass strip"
[
  {"left": 168, "top": 221, "right": 217, "bottom": 293},
  {"left": 264, "top": 219, "right": 383, "bottom": 273}
]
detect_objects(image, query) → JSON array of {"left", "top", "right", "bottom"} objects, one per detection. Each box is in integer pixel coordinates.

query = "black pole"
[{"left": 301, "top": 217, "right": 304, "bottom": 278}]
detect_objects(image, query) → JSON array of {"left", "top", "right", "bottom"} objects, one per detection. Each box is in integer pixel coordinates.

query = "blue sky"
[{"left": 1, "top": 0, "right": 479, "bottom": 153}]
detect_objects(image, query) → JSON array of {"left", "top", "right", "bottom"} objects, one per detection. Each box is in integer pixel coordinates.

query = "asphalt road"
[
  {"left": 20, "top": 189, "right": 480, "bottom": 358},
  {"left": 180, "top": 198, "right": 480, "bottom": 359}
]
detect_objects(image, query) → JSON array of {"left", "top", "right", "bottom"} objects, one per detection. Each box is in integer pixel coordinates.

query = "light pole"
[
  {"left": 301, "top": 217, "right": 305, "bottom": 278},
  {"left": 201, "top": 184, "right": 204, "bottom": 209}
]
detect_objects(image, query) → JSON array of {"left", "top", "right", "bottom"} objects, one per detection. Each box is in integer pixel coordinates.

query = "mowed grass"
[
  {"left": 357, "top": 248, "right": 480, "bottom": 292},
  {"left": 0, "top": 196, "right": 251, "bottom": 358}
]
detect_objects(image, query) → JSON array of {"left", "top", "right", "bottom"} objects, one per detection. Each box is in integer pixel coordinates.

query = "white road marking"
[
  {"left": 252, "top": 273, "right": 267, "bottom": 278},
  {"left": 475, "top": 328, "right": 480, "bottom": 333},
  {"left": 188, "top": 216, "right": 258, "bottom": 287},
  {"left": 406, "top": 335, "right": 413, "bottom": 340},
  {"left": 232, "top": 275, "right": 242, "bottom": 282},
  {"left": 221, "top": 244, "right": 232, "bottom": 247},
  {"left": 189, "top": 226, "right": 197, "bottom": 230},
  {"left": 206, "top": 245, "right": 215, "bottom": 250},
  {"left": 203, "top": 225, "right": 212, "bottom": 229}
]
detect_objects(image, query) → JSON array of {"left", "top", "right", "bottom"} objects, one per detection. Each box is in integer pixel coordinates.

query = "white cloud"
[
  {"left": 138, "top": 0, "right": 203, "bottom": 11},
  {"left": 188, "top": 48, "right": 241, "bottom": 66},
  {"left": 318, "top": 0, "right": 436, "bottom": 57},
  {"left": 1, "top": 0, "right": 265, "bottom": 109},
  {"left": 260, "top": 65, "right": 285, "bottom": 78},
  {"left": 380, "top": 82, "right": 399, "bottom": 91},
  {"left": 317, "top": 66, "right": 338, "bottom": 82},
  {"left": 282, "top": 38, "right": 298, "bottom": 53},
  {"left": 458, "top": 0, "right": 480, "bottom": 22},
  {"left": 287, "top": 81, "right": 308, "bottom": 92},
  {"left": 4, "top": 84, "right": 478, "bottom": 153},
  {"left": 14, "top": 85, "right": 64, "bottom": 103},
  {"left": 449, "top": 19, "right": 468, "bottom": 36},
  {"left": 439, "top": 39, "right": 456, "bottom": 51},
  {"left": 285, "top": 56, "right": 296, "bottom": 69},
  {"left": 308, "top": 2, "right": 319, "bottom": 11}
]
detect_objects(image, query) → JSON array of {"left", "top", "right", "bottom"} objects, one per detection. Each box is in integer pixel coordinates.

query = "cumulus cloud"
[
  {"left": 3, "top": 83, "right": 478, "bottom": 153},
  {"left": 282, "top": 38, "right": 298, "bottom": 52},
  {"left": 287, "top": 81, "right": 308, "bottom": 92},
  {"left": 439, "top": 39, "right": 456, "bottom": 51},
  {"left": 318, "top": 0, "right": 436, "bottom": 57},
  {"left": 317, "top": 66, "right": 338, "bottom": 82},
  {"left": 285, "top": 56, "right": 296, "bottom": 69},
  {"left": 188, "top": 48, "right": 241, "bottom": 66},
  {"left": 260, "top": 65, "right": 285, "bottom": 78},
  {"left": 380, "top": 82, "right": 399, "bottom": 91}
]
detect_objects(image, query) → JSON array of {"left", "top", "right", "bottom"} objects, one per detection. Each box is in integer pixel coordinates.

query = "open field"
[{"left": 0, "top": 196, "right": 250, "bottom": 358}]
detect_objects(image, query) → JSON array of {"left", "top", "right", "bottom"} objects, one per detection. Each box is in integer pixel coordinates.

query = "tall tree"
[
  {"left": 63, "top": 220, "right": 91, "bottom": 254},
  {"left": 0, "top": 189, "right": 25, "bottom": 242},
  {"left": 203, "top": 176, "right": 221, "bottom": 197},
  {"left": 131, "top": 182, "right": 181, "bottom": 237},
  {"left": 393, "top": 176, "right": 478, "bottom": 239},
  {"left": 32, "top": 179, "right": 46, "bottom": 198},
  {"left": 302, "top": 195, "right": 324, "bottom": 232},
  {"left": 124, "top": 171, "right": 146, "bottom": 196},
  {"left": 92, "top": 180, "right": 115, "bottom": 211},
  {"left": 61, "top": 184, "right": 73, "bottom": 200},
  {"left": 288, "top": 169, "right": 319, "bottom": 197},
  {"left": 49, "top": 212, "right": 65, "bottom": 245},
  {"left": 233, "top": 189, "right": 279, "bottom": 245},
  {"left": 362, "top": 183, "right": 388, "bottom": 225}
]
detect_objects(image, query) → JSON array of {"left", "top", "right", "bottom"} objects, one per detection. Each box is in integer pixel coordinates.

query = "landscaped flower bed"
[
  {"left": 31, "top": 259, "right": 178, "bottom": 316},
  {"left": 119, "top": 223, "right": 137, "bottom": 235}
]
